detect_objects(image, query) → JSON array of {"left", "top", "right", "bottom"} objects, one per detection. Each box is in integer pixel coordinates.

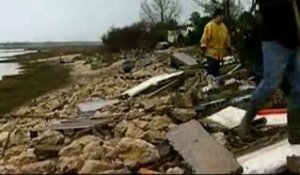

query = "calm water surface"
[{"left": 0, "top": 49, "right": 37, "bottom": 80}]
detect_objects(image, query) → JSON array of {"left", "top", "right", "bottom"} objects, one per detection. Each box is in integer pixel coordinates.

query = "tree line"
[{"left": 101, "top": 0, "right": 261, "bottom": 63}]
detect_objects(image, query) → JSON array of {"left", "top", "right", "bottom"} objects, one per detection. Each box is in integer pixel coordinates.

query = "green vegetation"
[
  {"left": 0, "top": 46, "right": 92, "bottom": 116},
  {"left": 0, "top": 62, "right": 70, "bottom": 116}
]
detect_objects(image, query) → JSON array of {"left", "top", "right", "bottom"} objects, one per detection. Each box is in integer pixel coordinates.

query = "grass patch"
[{"left": 0, "top": 62, "right": 70, "bottom": 116}]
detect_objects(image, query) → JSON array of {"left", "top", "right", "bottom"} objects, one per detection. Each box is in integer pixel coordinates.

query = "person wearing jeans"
[{"left": 237, "top": 0, "right": 300, "bottom": 172}]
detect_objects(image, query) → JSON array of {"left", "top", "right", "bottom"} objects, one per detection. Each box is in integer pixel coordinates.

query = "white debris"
[
  {"left": 122, "top": 71, "right": 184, "bottom": 97},
  {"left": 238, "top": 139, "right": 289, "bottom": 174}
]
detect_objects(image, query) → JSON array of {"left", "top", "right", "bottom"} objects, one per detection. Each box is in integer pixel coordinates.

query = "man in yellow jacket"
[{"left": 200, "top": 9, "right": 231, "bottom": 77}]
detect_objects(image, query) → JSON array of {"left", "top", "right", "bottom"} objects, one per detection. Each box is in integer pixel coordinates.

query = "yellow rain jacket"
[{"left": 200, "top": 20, "right": 231, "bottom": 60}]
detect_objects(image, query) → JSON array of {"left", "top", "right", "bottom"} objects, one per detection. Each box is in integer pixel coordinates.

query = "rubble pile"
[{"left": 0, "top": 48, "right": 287, "bottom": 174}]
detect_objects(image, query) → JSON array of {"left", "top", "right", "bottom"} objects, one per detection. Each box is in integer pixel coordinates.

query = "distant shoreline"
[
  {"left": 0, "top": 47, "right": 72, "bottom": 116},
  {"left": 0, "top": 41, "right": 102, "bottom": 49}
]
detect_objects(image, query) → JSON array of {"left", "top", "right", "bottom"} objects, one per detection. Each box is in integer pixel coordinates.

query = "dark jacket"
[{"left": 258, "top": 0, "right": 300, "bottom": 48}]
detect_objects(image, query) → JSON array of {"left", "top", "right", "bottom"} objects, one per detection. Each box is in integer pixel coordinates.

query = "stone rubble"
[{"left": 0, "top": 48, "right": 286, "bottom": 174}]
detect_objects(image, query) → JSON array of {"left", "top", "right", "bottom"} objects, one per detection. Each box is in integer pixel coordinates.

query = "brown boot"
[{"left": 287, "top": 156, "right": 300, "bottom": 174}]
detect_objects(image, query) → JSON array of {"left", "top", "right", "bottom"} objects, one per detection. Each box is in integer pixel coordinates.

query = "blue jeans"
[{"left": 246, "top": 41, "right": 300, "bottom": 143}]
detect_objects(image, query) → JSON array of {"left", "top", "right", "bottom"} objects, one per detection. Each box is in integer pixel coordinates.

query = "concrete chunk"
[
  {"left": 172, "top": 52, "right": 198, "bottom": 67},
  {"left": 167, "top": 120, "right": 242, "bottom": 174},
  {"left": 207, "top": 106, "right": 248, "bottom": 129},
  {"left": 171, "top": 108, "right": 196, "bottom": 122},
  {"left": 77, "top": 99, "right": 119, "bottom": 113},
  {"left": 207, "top": 106, "right": 286, "bottom": 129}
]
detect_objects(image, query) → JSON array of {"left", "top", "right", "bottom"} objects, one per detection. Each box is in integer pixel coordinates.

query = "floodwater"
[{"left": 0, "top": 49, "right": 37, "bottom": 80}]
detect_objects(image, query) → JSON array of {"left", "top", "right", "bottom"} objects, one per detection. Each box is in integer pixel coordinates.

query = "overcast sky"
[{"left": 0, "top": 0, "right": 202, "bottom": 42}]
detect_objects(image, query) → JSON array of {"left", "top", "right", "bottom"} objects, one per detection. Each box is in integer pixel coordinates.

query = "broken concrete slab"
[
  {"left": 237, "top": 139, "right": 289, "bottom": 174},
  {"left": 207, "top": 106, "right": 261, "bottom": 129},
  {"left": 122, "top": 71, "right": 184, "bottom": 97},
  {"left": 167, "top": 120, "right": 242, "bottom": 174},
  {"left": 77, "top": 99, "right": 119, "bottom": 113},
  {"left": 207, "top": 106, "right": 286, "bottom": 129},
  {"left": 172, "top": 52, "right": 198, "bottom": 67}
]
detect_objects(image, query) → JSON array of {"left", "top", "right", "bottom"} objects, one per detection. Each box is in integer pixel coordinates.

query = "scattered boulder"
[
  {"left": 8, "top": 148, "right": 36, "bottom": 166},
  {"left": 0, "top": 123, "right": 14, "bottom": 132},
  {"left": 100, "top": 169, "right": 131, "bottom": 174},
  {"left": 73, "top": 135, "right": 102, "bottom": 145},
  {"left": 34, "top": 145, "right": 63, "bottom": 160},
  {"left": 47, "top": 99, "right": 63, "bottom": 111},
  {"left": 139, "top": 168, "right": 161, "bottom": 174},
  {"left": 115, "top": 120, "right": 145, "bottom": 139},
  {"left": 20, "top": 160, "right": 56, "bottom": 174},
  {"left": 81, "top": 141, "right": 104, "bottom": 160},
  {"left": 58, "top": 156, "right": 85, "bottom": 173},
  {"left": 3, "top": 145, "right": 28, "bottom": 161},
  {"left": 0, "top": 132, "right": 9, "bottom": 146},
  {"left": 79, "top": 160, "right": 117, "bottom": 174},
  {"left": 166, "top": 167, "right": 184, "bottom": 174},
  {"left": 59, "top": 142, "right": 83, "bottom": 157},
  {"left": 125, "top": 123, "right": 145, "bottom": 139},
  {"left": 113, "top": 138, "right": 160, "bottom": 168},
  {"left": 13, "top": 106, "right": 31, "bottom": 116},
  {"left": 9, "top": 129, "right": 30, "bottom": 145},
  {"left": 0, "top": 165, "right": 20, "bottom": 174},
  {"left": 32, "top": 130, "right": 64, "bottom": 145},
  {"left": 149, "top": 115, "right": 172, "bottom": 130},
  {"left": 59, "top": 135, "right": 102, "bottom": 157},
  {"left": 172, "top": 108, "right": 196, "bottom": 122},
  {"left": 143, "top": 130, "right": 165, "bottom": 142}
]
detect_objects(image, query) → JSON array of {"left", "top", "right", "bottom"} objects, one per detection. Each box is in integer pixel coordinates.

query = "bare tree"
[
  {"left": 192, "top": 0, "right": 244, "bottom": 18},
  {"left": 141, "top": 0, "right": 182, "bottom": 24},
  {"left": 249, "top": 0, "right": 258, "bottom": 14}
]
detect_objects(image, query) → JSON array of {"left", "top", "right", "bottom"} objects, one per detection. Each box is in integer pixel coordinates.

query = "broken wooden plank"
[
  {"left": 172, "top": 52, "right": 198, "bottom": 67},
  {"left": 197, "top": 98, "right": 227, "bottom": 110},
  {"left": 237, "top": 139, "right": 288, "bottom": 174},
  {"left": 147, "top": 79, "right": 180, "bottom": 98},
  {"left": 167, "top": 120, "right": 242, "bottom": 174},
  {"left": 48, "top": 120, "right": 112, "bottom": 130},
  {"left": 60, "top": 115, "right": 119, "bottom": 124},
  {"left": 77, "top": 99, "right": 119, "bottom": 113},
  {"left": 31, "top": 119, "right": 113, "bottom": 132},
  {"left": 226, "top": 64, "right": 242, "bottom": 75},
  {"left": 230, "top": 94, "right": 252, "bottom": 104},
  {"left": 122, "top": 71, "right": 184, "bottom": 97}
]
